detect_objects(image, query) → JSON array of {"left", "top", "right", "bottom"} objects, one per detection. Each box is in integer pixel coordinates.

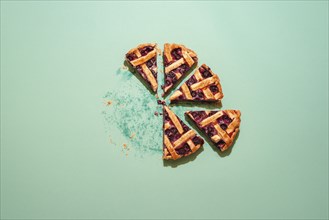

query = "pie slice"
[
  {"left": 163, "top": 106, "right": 204, "bottom": 160},
  {"left": 162, "top": 43, "right": 198, "bottom": 94},
  {"left": 186, "top": 110, "right": 241, "bottom": 152},
  {"left": 125, "top": 43, "right": 158, "bottom": 92},
  {"left": 169, "top": 64, "right": 224, "bottom": 102}
]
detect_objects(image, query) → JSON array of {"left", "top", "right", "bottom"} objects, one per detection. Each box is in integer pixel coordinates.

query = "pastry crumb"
[
  {"left": 106, "top": 100, "right": 112, "bottom": 106},
  {"left": 157, "top": 100, "right": 166, "bottom": 105},
  {"left": 123, "top": 143, "right": 127, "bottom": 148},
  {"left": 121, "top": 65, "right": 128, "bottom": 70},
  {"left": 129, "top": 133, "right": 136, "bottom": 139},
  {"left": 154, "top": 111, "right": 159, "bottom": 116}
]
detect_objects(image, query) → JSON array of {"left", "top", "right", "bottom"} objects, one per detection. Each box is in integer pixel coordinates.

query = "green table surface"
[{"left": 1, "top": 1, "right": 328, "bottom": 219}]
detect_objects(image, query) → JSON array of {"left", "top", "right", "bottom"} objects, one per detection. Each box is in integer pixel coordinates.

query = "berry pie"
[
  {"left": 163, "top": 43, "right": 198, "bottom": 94},
  {"left": 169, "top": 64, "right": 224, "bottom": 102},
  {"left": 186, "top": 110, "right": 241, "bottom": 152},
  {"left": 125, "top": 43, "right": 158, "bottom": 92},
  {"left": 163, "top": 106, "right": 204, "bottom": 160}
]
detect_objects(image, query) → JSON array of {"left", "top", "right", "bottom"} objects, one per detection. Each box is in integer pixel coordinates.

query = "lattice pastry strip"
[
  {"left": 125, "top": 43, "right": 159, "bottom": 92},
  {"left": 186, "top": 110, "right": 241, "bottom": 152},
  {"left": 170, "top": 64, "right": 224, "bottom": 102},
  {"left": 162, "top": 43, "right": 198, "bottom": 94},
  {"left": 163, "top": 106, "right": 204, "bottom": 160}
]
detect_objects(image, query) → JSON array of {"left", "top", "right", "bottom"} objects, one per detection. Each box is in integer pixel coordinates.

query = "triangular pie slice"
[
  {"left": 162, "top": 43, "right": 198, "bottom": 94},
  {"left": 169, "top": 64, "right": 224, "bottom": 102},
  {"left": 125, "top": 43, "right": 158, "bottom": 92},
  {"left": 186, "top": 110, "right": 241, "bottom": 152},
  {"left": 163, "top": 106, "right": 204, "bottom": 160}
]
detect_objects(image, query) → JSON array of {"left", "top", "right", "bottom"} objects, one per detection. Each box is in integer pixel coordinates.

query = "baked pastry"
[
  {"left": 163, "top": 106, "right": 204, "bottom": 160},
  {"left": 163, "top": 43, "right": 198, "bottom": 94},
  {"left": 125, "top": 43, "right": 158, "bottom": 92},
  {"left": 186, "top": 110, "right": 241, "bottom": 151},
  {"left": 169, "top": 64, "right": 224, "bottom": 102}
]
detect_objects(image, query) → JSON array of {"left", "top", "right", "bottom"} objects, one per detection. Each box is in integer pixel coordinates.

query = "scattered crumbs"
[
  {"left": 155, "top": 94, "right": 159, "bottom": 99},
  {"left": 154, "top": 111, "right": 159, "bottom": 116},
  {"left": 123, "top": 143, "right": 127, "bottom": 148},
  {"left": 129, "top": 133, "right": 136, "bottom": 139},
  {"left": 159, "top": 112, "right": 163, "bottom": 115},
  {"left": 106, "top": 100, "right": 112, "bottom": 106},
  {"left": 157, "top": 100, "right": 166, "bottom": 105}
]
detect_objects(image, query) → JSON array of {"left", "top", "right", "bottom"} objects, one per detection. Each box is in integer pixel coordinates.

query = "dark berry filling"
[
  {"left": 126, "top": 53, "right": 138, "bottom": 61},
  {"left": 217, "top": 139, "right": 226, "bottom": 149},
  {"left": 182, "top": 123, "right": 190, "bottom": 132},
  {"left": 201, "top": 70, "right": 212, "bottom": 78},
  {"left": 190, "top": 111, "right": 207, "bottom": 123},
  {"left": 209, "top": 85, "right": 219, "bottom": 93},
  {"left": 176, "top": 64, "right": 189, "bottom": 74},
  {"left": 176, "top": 143, "right": 191, "bottom": 155},
  {"left": 171, "top": 48, "right": 182, "bottom": 60},
  {"left": 140, "top": 46, "right": 154, "bottom": 56},
  {"left": 186, "top": 75, "right": 197, "bottom": 87},
  {"left": 191, "top": 91, "right": 197, "bottom": 97},
  {"left": 199, "top": 66, "right": 206, "bottom": 73},
  {"left": 192, "top": 136, "right": 204, "bottom": 145},
  {"left": 208, "top": 111, "right": 216, "bottom": 116},
  {"left": 203, "top": 124, "right": 217, "bottom": 137},
  {"left": 164, "top": 111, "right": 170, "bottom": 122},
  {"left": 165, "top": 127, "right": 179, "bottom": 142},
  {"left": 146, "top": 57, "right": 156, "bottom": 68},
  {"left": 217, "top": 114, "right": 233, "bottom": 130},
  {"left": 194, "top": 89, "right": 204, "bottom": 100}
]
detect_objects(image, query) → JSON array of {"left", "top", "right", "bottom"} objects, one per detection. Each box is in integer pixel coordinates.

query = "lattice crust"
[
  {"left": 169, "top": 64, "right": 224, "bottom": 102},
  {"left": 125, "top": 43, "right": 159, "bottom": 92},
  {"left": 162, "top": 43, "right": 198, "bottom": 94},
  {"left": 163, "top": 106, "right": 204, "bottom": 160},
  {"left": 186, "top": 110, "right": 241, "bottom": 151}
]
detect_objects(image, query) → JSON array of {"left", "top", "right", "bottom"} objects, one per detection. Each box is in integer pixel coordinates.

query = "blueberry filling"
[
  {"left": 199, "top": 66, "right": 206, "bottom": 73},
  {"left": 146, "top": 57, "right": 156, "bottom": 68},
  {"left": 194, "top": 89, "right": 204, "bottom": 100},
  {"left": 217, "top": 114, "right": 233, "bottom": 125},
  {"left": 182, "top": 123, "right": 190, "bottom": 132},
  {"left": 126, "top": 53, "right": 138, "bottom": 61},
  {"left": 165, "top": 127, "right": 179, "bottom": 142},
  {"left": 203, "top": 124, "right": 217, "bottom": 136},
  {"left": 217, "top": 140, "right": 226, "bottom": 149},
  {"left": 176, "top": 64, "right": 189, "bottom": 74},
  {"left": 190, "top": 111, "right": 207, "bottom": 122},
  {"left": 171, "top": 48, "right": 182, "bottom": 60},
  {"left": 220, "top": 124, "right": 228, "bottom": 130},
  {"left": 191, "top": 91, "right": 197, "bottom": 97},
  {"left": 209, "top": 85, "right": 219, "bottom": 93},
  {"left": 186, "top": 76, "right": 197, "bottom": 87},
  {"left": 201, "top": 70, "right": 212, "bottom": 78},
  {"left": 140, "top": 46, "right": 153, "bottom": 56},
  {"left": 176, "top": 143, "right": 191, "bottom": 155},
  {"left": 192, "top": 136, "right": 204, "bottom": 145}
]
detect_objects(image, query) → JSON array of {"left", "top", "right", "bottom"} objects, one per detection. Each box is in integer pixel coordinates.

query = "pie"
[
  {"left": 163, "top": 106, "right": 204, "bottom": 160},
  {"left": 125, "top": 43, "right": 158, "bottom": 92},
  {"left": 186, "top": 110, "right": 241, "bottom": 152},
  {"left": 163, "top": 43, "right": 198, "bottom": 94},
  {"left": 169, "top": 64, "right": 224, "bottom": 102}
]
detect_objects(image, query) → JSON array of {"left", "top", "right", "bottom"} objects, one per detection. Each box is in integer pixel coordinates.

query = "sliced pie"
[
  {"left": 163, "top": 106, "right": 204, "bottom": 160},
  {"left": 169, "top": 64, "right": 224, "bottom": 102},
  {"left": 125, "top": 43, "right": 158, "bottom": 92},
  {"left": 186, "top": 110, "right": 241, "bottom": 152},
  {"left": 162, "top": 43, "right": 198, "bottom": 94}
]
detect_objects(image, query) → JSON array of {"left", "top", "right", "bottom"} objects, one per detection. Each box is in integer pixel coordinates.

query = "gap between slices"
[
  {"left": 163, "top": 106, "right": 204, "bottom": 160},
  {"left": 185, "top": 110, "right": 241, "bottom": 152},
  {"left": 169, "top": 64, "right": 224, "bottom": 102},
  {"left": 162, "top": 43, "right": 198, "bottom": 95},
  {"left": 125, "top": 43, "right": 159, "bottom": 92}
]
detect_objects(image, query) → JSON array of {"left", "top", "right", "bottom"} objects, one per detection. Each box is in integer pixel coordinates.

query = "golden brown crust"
[
  {"left": 186, "top": 110, "right": 241, "bottom": 151},
  {"left": 169, "top": 64, "right": 224, "bottom": 102},
  {"left": 163, "top": 106, "right": 203, "bottom": 160},
  {"left": 125, "top": 43, "right": 158, "bottom": 92}
]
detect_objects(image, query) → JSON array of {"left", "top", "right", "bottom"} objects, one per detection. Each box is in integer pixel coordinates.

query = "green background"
[{"left": 1, "top": 1, "right": 328, "bottom": 219}]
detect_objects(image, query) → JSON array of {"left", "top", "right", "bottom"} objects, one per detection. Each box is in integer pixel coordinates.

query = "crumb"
[
  {"left": 123, "top": 143, "right": 127, "bottom": 149},
  {"left": 129, "top": 133, "right": 136, "bottom": 139},
  {"left": 154, "top": 111, "right": 159, "bottom": 116},
  {"left": 106, "top": 100, "right": 112, "bottom": 106},
  {"left": 159, "top": 112, "right": 163, "bottom": 115},
  {"left": 157, "top": 100, "right": 166, "bottom": 105},
  {"left": 121, "top": 65, "right": 128, "bottom": 70},
  {"left": 155, "top": 94, "right": 159, "bottom": 99}
]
